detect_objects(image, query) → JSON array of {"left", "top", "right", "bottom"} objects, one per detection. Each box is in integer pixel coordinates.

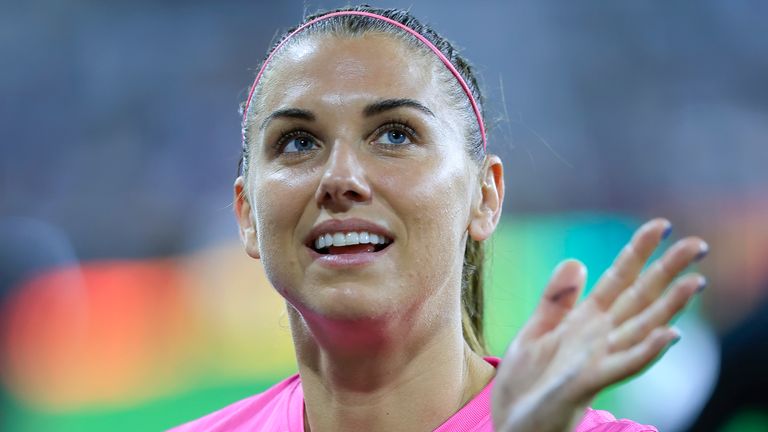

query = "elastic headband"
[{"left": 241, "top": 10, "right": 487, "bottom": 151}]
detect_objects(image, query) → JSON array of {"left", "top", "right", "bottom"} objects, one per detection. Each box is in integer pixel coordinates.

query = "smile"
[
  {"left": 311, "top": 231, "right": 392, "bottom": 254},
  {"left": 304, "top": 218, "right": 395, "bottom": 267}
]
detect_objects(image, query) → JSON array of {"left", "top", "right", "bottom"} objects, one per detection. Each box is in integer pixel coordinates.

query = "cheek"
[
  {"left": 406, "top": 157, "right": 469, "bottom": 232},
  {"left": 381, "top": 157, "right": 472, "bottom": 277},
  {"left": 250, "top": 169, "right": 318, "bottom": 286}
]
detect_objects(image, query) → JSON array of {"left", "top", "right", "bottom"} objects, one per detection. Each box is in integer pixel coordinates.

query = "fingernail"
[
  {"left": 670, "top": 327, "right": 682, "bottom": 345},
  {"left": 696, "top": 276, "right": 707, "bottom": 293},
  {"left": 694, "top": 243, "right": 709, "bottom": 262},
  {"left": 661, "top": 224, "right": 673, "bottom": 240},
  {"left": 550, "top": 286, "right": 577, "bottom": 303}
]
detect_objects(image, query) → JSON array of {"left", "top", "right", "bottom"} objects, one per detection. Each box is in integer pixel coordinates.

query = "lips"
[
  {"left": 305, "top": 218, "right": 394, "bottom": 249},
  {"left": 312, "top": 230, "right": 391, "bottom": 253},
  {"left": 304, "top": 218, "right": 395, "bottom": 268}
]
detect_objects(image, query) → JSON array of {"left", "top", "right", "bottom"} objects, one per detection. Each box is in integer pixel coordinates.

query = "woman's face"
[{"left": 237, "top": 34, "right": 493, "bottom": 325}]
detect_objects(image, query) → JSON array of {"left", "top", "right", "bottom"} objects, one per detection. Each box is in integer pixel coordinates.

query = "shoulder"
[
  {"left": 575, "top": 407, "right": 658, "bottom": 432},
  {"left": 167, "top": 374, "right": 303, "bottom": 432}
]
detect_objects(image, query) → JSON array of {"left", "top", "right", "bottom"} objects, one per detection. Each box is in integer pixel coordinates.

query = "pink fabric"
[{"left": 169, "top": 357, "right": 657, "bottom": 432}]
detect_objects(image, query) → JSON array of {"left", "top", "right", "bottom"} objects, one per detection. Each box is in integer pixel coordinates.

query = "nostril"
[
  {"left": 343, "top": 190, "right": 364, "bottom": 201},
  {"left": 315, "top": 171, "right": 372, "bottom": 210}
]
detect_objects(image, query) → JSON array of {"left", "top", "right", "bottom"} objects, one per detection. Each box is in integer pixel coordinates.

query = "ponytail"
[{"left": 461, "top": 237, "right": 487, "bottom": 355}]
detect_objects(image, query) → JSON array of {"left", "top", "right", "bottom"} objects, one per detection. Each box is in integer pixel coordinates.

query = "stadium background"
[{"left": 1, "top": 1, "right": 766, "bottom": 430}]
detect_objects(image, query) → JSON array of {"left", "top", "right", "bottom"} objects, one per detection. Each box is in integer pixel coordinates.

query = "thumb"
[{"left": 517, "top": 259, "right": 587, "bottom": 342}]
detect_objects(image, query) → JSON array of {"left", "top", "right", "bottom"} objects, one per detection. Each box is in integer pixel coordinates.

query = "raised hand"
[{"left": 491, "top": 218, "right": 708, "bottom": 432}]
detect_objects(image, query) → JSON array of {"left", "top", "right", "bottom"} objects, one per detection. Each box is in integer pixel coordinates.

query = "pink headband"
[{"left": 242, "top": 10, "right": 487, "bottom": 151}]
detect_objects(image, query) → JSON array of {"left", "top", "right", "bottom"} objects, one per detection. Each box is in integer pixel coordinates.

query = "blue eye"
[
  {"left": 376, "top": 129, "right": 411, "bottom": 145},
  {"left": 282, "top": 135, "right": 318, "bottom": 153}
]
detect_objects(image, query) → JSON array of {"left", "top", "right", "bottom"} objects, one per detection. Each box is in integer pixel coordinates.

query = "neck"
[{"left": 287, "top": 303, "right": 496, "bottom": 432}]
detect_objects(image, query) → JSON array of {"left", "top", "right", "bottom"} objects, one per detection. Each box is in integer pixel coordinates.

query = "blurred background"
[{"left": 1, "top": 0, "right": 766, "bottom": 431}]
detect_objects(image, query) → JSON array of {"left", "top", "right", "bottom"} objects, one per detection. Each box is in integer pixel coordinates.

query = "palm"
[{"left": 491, "top": 219, "right": 707, "bottom": 432}]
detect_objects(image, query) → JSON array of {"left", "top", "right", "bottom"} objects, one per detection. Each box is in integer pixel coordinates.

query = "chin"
[{"left": 292, "top": 281, "right": 406, "bottom": 322}]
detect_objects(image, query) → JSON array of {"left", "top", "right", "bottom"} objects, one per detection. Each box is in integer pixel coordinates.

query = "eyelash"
[
  {"left": 371, "top": 119, "right": 418, "bottom": 145},
  {"left": 271, "top": 119, "right": 420, "bottom": 155},
  {"left": 271, "top": 129, "right": 318, "bottom": 157}
]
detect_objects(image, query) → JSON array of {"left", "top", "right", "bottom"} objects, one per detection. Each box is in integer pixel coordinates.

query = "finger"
[
  {"left": 611, "top": 237, "right": 708, "bottom": 325},
  {"left": 516, "top": 259, "right": 587, "bottom": 342},
  {"left": 596, "top": 327, "right": 679, "bottom": 390},
  {"left": 590, "top": 218, "right": 671, "bottom": 310},
  {"left": 608, "top": 273, "right": 705, "bottom": 352}
]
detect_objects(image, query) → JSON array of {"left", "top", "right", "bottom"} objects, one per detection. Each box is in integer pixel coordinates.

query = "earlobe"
[
  {"left": 468, "top": 155, "right": 505, "bottom": 242},
  {"left": 234, "top": 177, "right": 260, "bottom": 259}
]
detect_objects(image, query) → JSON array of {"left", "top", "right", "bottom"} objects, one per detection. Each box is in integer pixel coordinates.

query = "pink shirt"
[{"left": 170, "top": 358, "right": 657, "bottom": 432}]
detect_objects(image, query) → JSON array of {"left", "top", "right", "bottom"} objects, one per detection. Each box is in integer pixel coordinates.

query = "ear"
[
  {"left": 468, "top": 154, "right": 505, "bottom": 242},
  {"left": 234, "top": 177, "right": 260, "bottom": 259}
]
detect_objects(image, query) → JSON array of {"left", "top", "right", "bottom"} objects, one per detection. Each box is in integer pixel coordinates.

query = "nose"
[{"left": 315, "top": 141, "right": 372, "bottom": 212}]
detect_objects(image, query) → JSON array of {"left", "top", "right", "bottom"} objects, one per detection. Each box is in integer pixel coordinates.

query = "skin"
[{"left": 234, "top": 34, "right": 708, "bottom": 432}]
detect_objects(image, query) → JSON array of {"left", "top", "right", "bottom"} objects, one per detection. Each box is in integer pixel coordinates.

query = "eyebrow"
[
  {"left": 363, "top": 98, "right": 435, "bottom": 118},
  {"left": 260, "top": 108, "right": 315, "bottom": 131},
  {"left": 259, "top": 98, "right": 434, "bottom": 131}
]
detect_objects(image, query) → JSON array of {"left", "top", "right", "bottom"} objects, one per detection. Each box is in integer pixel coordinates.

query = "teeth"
[{"left": 312, "top": 230, "right": 391, "bottom": 249}]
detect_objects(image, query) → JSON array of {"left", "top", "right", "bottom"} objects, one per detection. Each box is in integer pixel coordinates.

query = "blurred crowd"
[{"left": 1, "top": 1, "right": 765, "bottom": 431}]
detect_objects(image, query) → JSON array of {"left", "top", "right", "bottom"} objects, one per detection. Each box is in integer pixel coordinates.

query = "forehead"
[{"left": 259, "top": 34, "right": 442, "bottom": 112}]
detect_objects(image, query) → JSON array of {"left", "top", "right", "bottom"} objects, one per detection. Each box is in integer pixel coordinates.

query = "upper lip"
[{"left": 304, "top": 218, "right": 395, "bottom": 247}]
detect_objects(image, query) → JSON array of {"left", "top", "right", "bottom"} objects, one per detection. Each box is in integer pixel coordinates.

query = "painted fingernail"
[
  {"left": 696, "top": 276, "right": 708, "bottom": 293},
  {"left": 661, "top": 223, "right": 673, "bottom": 240},
  {"left": 694, "top": 243, "right": 709, "bottom": 262},
  {"left": 550, "top": 286, "right": 577, "bottom": 303},
  {"left": 670, "top": 327, "right": 682, "bottom": 345}
]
